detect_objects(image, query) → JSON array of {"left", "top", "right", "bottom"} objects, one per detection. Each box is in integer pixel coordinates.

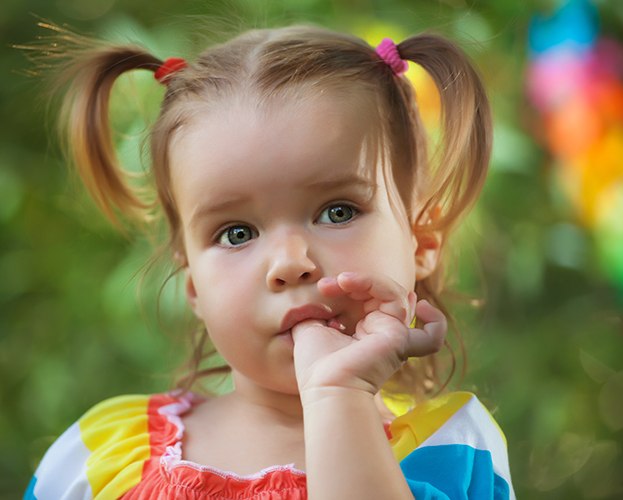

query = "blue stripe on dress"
[
  {"left": 400, "top": 444, "right": 511, "bottom": 499},
  {"left": 23, "top": 476, "right": 37, "bottom": 500}
]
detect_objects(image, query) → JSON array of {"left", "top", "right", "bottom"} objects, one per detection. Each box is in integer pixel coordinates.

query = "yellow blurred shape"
[{"left": 354, "top": 21, "right": 441, "bottom": 130}]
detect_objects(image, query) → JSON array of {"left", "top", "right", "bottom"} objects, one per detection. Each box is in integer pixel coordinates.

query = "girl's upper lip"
[{"left": 280, "top": 303, "right": 334, "bottom": 332}]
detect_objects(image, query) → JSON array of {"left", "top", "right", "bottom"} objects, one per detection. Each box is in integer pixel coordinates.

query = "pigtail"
[
  {"left": 398, "top": 34, "right": 492, "bottom": 230},
  {"left": 34, "top": 22, "right": 164, "bottom": 226},
  {"left": 381, "top": 35, "right": 492, "bottom": 401}
]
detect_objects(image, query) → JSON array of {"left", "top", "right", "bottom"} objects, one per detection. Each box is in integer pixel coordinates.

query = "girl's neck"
[
  {"left": 225, "top": 372, "right": 396, "bottom": 423},
  {"left": 229, "top": 372, "right": 305, "bottom": 424}
]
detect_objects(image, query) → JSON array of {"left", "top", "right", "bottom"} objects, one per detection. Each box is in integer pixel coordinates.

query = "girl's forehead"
[
  {"left": 174, "top": 89, "right": 375, "bottom": 145},
  {"left": 168, "top": 92, "right": 380, "bottom": 200}
]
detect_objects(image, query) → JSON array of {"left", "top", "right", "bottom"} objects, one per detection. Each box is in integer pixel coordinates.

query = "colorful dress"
[{"left": 25, "top": 391, "right": 515, "bottom": 499}]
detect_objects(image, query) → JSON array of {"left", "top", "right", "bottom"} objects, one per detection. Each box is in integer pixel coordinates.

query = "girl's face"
[{"left": 170, "top": 92, "right": 421, "bottom": 395}]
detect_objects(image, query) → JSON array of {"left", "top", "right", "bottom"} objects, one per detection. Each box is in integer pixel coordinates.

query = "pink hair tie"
[
  {"left": 375, "top": 38, "right": 408, "bottom": 76},
  {"left": 154, "top": 57, "right": 187, "bottom": 84}
]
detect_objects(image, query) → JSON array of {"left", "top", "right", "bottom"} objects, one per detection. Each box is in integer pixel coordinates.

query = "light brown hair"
[{"left": 33, "top": 22, "right": 491, "bottom": 404}]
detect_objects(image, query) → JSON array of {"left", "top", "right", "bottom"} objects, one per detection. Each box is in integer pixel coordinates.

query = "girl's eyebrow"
[
  {"left": 189, "top": 196, "right": 249, "bottom": 229},
  {"left": 304, "top": 175, "right": 377, "bottom": 192},
  {"left": 188, "top": 175, "right": 376, "bottom": 229}
]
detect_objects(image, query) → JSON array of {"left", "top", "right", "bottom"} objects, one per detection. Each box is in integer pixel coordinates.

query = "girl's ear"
[
  {"left": 413, "top": 206, "right": 443, "bottom": 280},
  {"left": 176, "top": 251, "right": 202, "bottom": 318},
  {"left": 174, "top": 250, "right": 187, "bottom": 266},
  {"left": 173, "top": 250, "right": 201, "bottom": 319},
  {"left": 414, "top": 229, "right": 442, "bottom": 280},
  {"left": 184, "top": 271, "right": 202, "bottom": 318}
]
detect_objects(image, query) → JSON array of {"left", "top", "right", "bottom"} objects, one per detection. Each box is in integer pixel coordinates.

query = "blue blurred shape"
[{"left": 528, "top": 0, "right": 599, "bottom": 55}]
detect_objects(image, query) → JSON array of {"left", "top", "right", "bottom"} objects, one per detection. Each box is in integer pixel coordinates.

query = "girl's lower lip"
[
  {"left": 278, "top": 330, "right": 294, "bottom": 343},
  {"left": 280, "top": 304, "right": 334, "bottom": 331}
]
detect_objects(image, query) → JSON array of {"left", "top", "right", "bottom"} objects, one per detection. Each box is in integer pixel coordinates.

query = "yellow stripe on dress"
[
  {"left": 78, "top": 394, "right": 152, "bottom": 498},
  {"left": 388, "top": 391, "right": 474, "bottom": 462}
]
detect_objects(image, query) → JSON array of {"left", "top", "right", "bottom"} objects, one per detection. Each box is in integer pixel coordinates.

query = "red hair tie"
[
  {"left": 375, "top": 38, "right": 408, "bottom": 76},
  {"left": 154, "top": 57, "right": 187, "bottom": 84}
]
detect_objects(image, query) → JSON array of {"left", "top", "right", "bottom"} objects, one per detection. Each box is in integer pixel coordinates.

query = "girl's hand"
[{"left": 292, "top": 272, "right": 447, "bottom": 395}]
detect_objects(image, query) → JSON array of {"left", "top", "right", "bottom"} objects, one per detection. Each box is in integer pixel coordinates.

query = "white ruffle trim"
[{"left": 157, "top": 392, "right": 306, "bottom": 480}]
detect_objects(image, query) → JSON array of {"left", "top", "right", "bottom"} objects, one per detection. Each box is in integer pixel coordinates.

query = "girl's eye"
[
  {"left": 217, "top": 225, "right": 255, "bottom": 246},
  {"left": 318, "top": 204, "right": 357, "bottom": 224}
]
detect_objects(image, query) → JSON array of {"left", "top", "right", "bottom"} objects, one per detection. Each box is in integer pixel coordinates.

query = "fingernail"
[
  {"left": 318, "top": 277, "right": 334, "bottom": 288},
  {"left": 328, "top": 318, "right": 346, "bottom": 331}
]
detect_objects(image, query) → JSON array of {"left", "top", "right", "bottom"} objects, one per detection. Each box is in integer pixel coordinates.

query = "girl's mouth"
[
  {"left": 279, "top": 303, "right": 334, "bottom": 332},
  {"left": 280, "top": 304, "right": 347, "bottom": 334}
]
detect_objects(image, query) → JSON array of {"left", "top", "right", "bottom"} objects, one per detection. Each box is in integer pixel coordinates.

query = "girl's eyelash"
[
  {"left": 211, "top": 201, "right": 362, "bottom": 245},
  {"left": 316, "top": 202, "right": 361, "bottom": 224},
  {"left": 214, "top": 223, "right": 257, "bottom": 247}
]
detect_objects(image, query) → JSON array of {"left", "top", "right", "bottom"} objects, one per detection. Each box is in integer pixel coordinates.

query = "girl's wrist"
[
  {"left": 295, "top": 363, "right": 382, "bottom": 398},
  {"left": 299, "top": 385, "right": 376, "bottom": 409}
]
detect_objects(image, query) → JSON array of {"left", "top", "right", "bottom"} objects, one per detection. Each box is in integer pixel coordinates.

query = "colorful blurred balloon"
[{"left": 527, "top": 0, "right": 623, "bottom": 291}]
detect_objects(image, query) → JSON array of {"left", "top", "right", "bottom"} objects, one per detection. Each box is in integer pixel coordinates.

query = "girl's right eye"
[{"left": 217, "top": 225, "right": 256, "bottom": 247}]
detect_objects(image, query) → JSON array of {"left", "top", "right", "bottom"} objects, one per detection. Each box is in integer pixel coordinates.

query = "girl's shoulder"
[
  {"left": 388, "top": 391, "right": 515, "bottom": 499},
  {"left": 25, "top": 392, "right": 196, "bottom": 500}
]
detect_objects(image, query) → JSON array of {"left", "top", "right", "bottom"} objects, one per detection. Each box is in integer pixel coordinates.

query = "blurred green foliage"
[{"left": 1, "top": 0, "right": 623, "bottom": 498}]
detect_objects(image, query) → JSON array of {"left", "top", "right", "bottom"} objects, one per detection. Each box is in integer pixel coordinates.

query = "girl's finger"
[
  {"left": 336, "top": 272, "right": 410, "bottom": 322},
  {"left": 407, "top": 290, "right": 417, "bottom": 324},
  {"left": 319, "top": 272, "right": 397, "bottom": 301},
  {"left": 403, "top": 324, "right": 446, "bottom": 358},
  {"left": 316, "top": 276, "right": 344, "bottom": 297},
  {"left": 403, "top": 300, "right": 447, "bottom": 357},
  {"left": 336, "top": 272, "right": 397, "bottom": 301},
  {"left": 414, "top": 299, "right": 447, "bottom": 328}
]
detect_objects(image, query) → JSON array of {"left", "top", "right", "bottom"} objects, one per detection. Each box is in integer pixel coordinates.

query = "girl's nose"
[{"left": 266, "top": 233, "right": 321, "bottom": 291}]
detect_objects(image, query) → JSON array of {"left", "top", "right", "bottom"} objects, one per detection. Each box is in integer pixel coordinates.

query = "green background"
[{"left": 2, "top": 0, "right": 623, "bottom": 498}]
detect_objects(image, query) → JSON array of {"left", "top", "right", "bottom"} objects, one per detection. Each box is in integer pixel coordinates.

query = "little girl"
[{"left": 25, "top": 22, "right": 515, "bottom": 499}]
